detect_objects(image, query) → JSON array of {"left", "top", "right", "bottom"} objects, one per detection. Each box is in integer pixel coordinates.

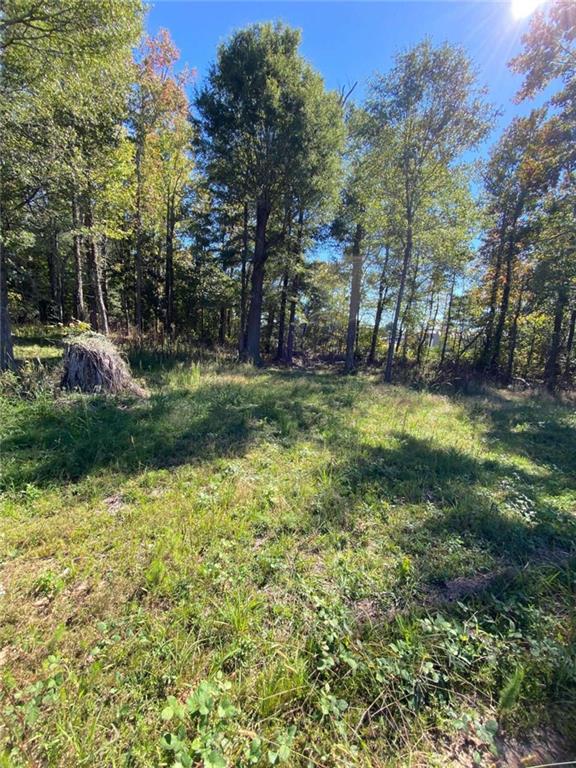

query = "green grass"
[
  {"left": 1, "top": 334, "right": 575, "bottom": 767},
  {"left": 12, "top": 325, "right": 68, "bottom": 364}
]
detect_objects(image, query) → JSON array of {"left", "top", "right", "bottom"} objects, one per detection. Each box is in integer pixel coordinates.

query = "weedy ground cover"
[{"left": 1, "top": 332, "right": 575, "bottom": 767}]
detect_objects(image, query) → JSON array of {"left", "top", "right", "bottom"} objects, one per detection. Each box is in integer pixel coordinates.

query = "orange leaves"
[{"left": 136, "top": 29, "right": 194, "bottom": 123}]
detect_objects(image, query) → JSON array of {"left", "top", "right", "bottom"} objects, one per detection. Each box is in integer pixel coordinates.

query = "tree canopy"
[{"left": 1, "top": 0, "right": 575, "bottom": 391}]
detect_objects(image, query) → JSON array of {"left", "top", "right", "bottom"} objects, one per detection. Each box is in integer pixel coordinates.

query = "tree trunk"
[
  {"left": 401, "top": 325, "right": 409, "bottom": 364},
  {"left": 385, "top": 220, "right": 412, "bottom": 383},
  {"left": 85, "top": 203, "right": 108, "bottom": 335},
  {"left": 416, "top": 290, "right": 435, "bottom": 368},
  {"left": 264, "top": 306, "right": 275, "bottom": 355},
  {"left": 367, "top": 291, "right": 386, "bottom": 365},
  {"left": 489, "top": 204, "right": 523, "bottom": 374},
  {"left": 47, "top": 239, "right": 58, "bottom": 322},
  {"left": 284, "top": 210, "right": 305, "bottom": 365},
  {"left": 134, "top": 136, "right": 145, "bottom": 335},
  {"left": 505, "top": 279, "right": 524, "bottom": 384},
  {"left": 479, "top": 215, "right": 507, "bottom": 370},
  {"left": 455, "top": 327, "right": 464, "bottom": 362},
  {"left": 564, "top": 308, "right": 576, "bottom": 380},
  {"left": 428, "top": 296, "right": 440, "bottom": 350},
  {"left": 46, "top": 223, "right": 65, "bottom": 323},
  {"left": 398, "top": 253, "right": 420, "bottom": 365},
  {"left": 344, "top": 223, "right": 364, "bottom": 373},
  {"left": 525, "top": 326, "right": 536, "bottom": 378},
  {"left": 367, "top": 247, "right": 390, "bottom": 366},
  {"left": 122, "top": 283, "right": 130, "bottom": 334},
  {"left": 395, "top": 326, "right": 403, "bottom": 355},
  {"left": 164, "top": 195, "right": 175, "bottom": 336},
  {"left": 276, "top": 268, "right": 289, "bottom": 361},
  {"left": 0, "top": 224, "right": 15, "bottom": 370},
  {"left": 219, "top": 305, "right": 227, "bottom": 345},
  {"left": 72, "top": 194, "right": 86, "bottom": 321},
  {"left": 489, "top": 236, "right": 514, "bottom": 373},
  {"left": 242, "top": 199, "right": 270, "bottom": 364},
  {"left": 101, "top": 238, "right": 110, "bottom": 319},
  {"left": 440, "top": 274, "right": 456, "bottom": 366},
  {"left": 286, "top": 277, "right": 298, "bottom": 365},
  {"left": 238, "top": 201, "right": 249, "bottom": 355},
  {"left": 544, "top": 283, "right": 568, "bottom": 392}
]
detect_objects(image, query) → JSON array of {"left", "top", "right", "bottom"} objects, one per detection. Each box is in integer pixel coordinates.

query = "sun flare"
[{"left": 511, "top": 0, "right": 545, "bottom": 19}]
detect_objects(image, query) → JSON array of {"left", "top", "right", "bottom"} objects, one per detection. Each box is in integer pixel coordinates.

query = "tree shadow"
[
  {"left": 466, "top": 395, "right": 576, "bottom": 481},
  {"left": 1, "top": 371, "right": 353, "bottom": 492},
  {"left": 312, "top": 431, "right": 576, "bottom": 564},
  {"left": 13, "top": 334, "right": 63, "bottom": 350}
]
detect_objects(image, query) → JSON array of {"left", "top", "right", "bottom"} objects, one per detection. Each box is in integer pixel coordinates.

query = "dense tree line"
[{"left": 1, "top": 0, "right": 574, "bottom": 390}]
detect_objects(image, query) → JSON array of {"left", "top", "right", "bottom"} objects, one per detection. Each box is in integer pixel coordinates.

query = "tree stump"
[{"left": 60, "top": 333, "right": 146, "bottom": 396}]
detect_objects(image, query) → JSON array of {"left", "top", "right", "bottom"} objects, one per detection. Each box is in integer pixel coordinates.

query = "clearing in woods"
[{"left": 1, "top": 332, "right": 575, "bottom": 767}]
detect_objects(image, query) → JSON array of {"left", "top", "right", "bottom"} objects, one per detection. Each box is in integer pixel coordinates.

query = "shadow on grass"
[
  {"left": 479, "top": 397, "right": 576, "bottom": 481},
  {"left": 127, "top": 348, "right": 227, "bottom": 380},
  {"left": 12, "top": 334, "right": 63, "bottom": 350},
  {"left": 1, "top": 371, "right": 355, "bottom": 491},
  {"left": 438, "top": 387, "right": 576, "bottom": 477},
  {"left": 312, "top": 431, "right": 576, "bottom": 563},
  {"left": 4, "top": 369, "right": 575, "bottom": 569}
]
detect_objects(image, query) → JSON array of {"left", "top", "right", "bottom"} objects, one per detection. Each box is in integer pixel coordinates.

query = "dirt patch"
[
  {"left": 103, "top": 494, "right": 124, "bottom": 515},
  {"left": 346, "top": 547, "right": 575, "bottom": 633},
  {"left": 425, "top": 568, "right": 514, "bottom": 606},
  {"left": 496, "top": 727, "right": 574, "bottom": 767},
  {"left": 352, "top": 597, "right": 382, "bottom": 626},
  {"left": 425, "top": 547, "right": 575, "bottom": 607},
  {"left": 351, "top": 596, "right": 399, "bottom": 628},
  {"left": 434, "top": 724, "right": 574, "bottom": 768},
  {"left": 0, "top": 646, "right": 17, "bottom": 668}
]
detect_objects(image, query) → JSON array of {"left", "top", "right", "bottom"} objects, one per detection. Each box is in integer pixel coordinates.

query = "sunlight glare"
[{"left": 511, "top": 0, "right": 545, "bottom": 19}]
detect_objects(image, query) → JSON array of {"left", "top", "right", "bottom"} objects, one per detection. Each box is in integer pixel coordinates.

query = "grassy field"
[{"left": 1, "top": 331, "right": 575, "bottom": 767}]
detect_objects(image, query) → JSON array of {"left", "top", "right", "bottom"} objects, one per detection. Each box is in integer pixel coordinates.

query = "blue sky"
[
  {"left": 145, "top": 1, "right": 548, "bottom": 309},
  {"left": 145, "top": 0, "right": 546, "bottom": 150}
]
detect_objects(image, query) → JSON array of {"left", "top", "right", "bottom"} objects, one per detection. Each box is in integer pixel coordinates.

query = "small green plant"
[
  {"left": 2, "top": 656, "right": 65, "bottom": 746},
  {"left": 30, "top": 570, "right": 66, "bottom": 599},
  {"left": 145, "top": 557, "right": 168, "bottom": 591},
  {"left": 67, "top": 320, "right": 92, "bottom": 334},
  {"left": 453, "top": 712, "right": 499, "bottom": 765},
  {"left": 498, "top": 665, "right": 525, "bottom": 712},
  {"left": 160, "top": 674, "right": 298, "bottom": 767},
  {"left": 317, "top": 683, "right": 348, "bottom": 735},
  {"left": 161, "top": 675, "right": 236, "bottom": 767},
  {"left": 309, "top": 593, "right": 361, "bottom": 676},
  {"left": 265, "top": 726, "right": 296, "bottom": 766},
  {"left": 397, "top": 554, "right": 413, "bottom": 582}
]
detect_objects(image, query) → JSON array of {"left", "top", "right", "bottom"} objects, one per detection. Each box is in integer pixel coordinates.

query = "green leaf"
[
  {"left": 217, "top": 697, "right": 237, "bottom": 720},
  {"left": 161, "top": 705, "right": 174, "bottom": 721},
  {"left": 178, "top": 752, "right": 193, "bottom": 768},
  {"left": 247, "top": 737, "right": 262, "bottom": 764},
  {"left": 203, "top": 750, "right": 227, "bottom": 768},
  {"left": 277, "top": 743, "right": 291, "bottom": 762},
  {"left": 161, "top": 732, "right": 180, "bottom": 751},
  {"left": 498, "top": 666, "right": 524, "bottom": 712},
  {"left": 484, "top": 719, "right": 498, "bottom": 735}
]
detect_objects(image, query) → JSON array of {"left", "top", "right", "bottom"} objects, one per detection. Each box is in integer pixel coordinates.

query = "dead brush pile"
[{"left": 60, "top": 332, "right": 147, "bottom": 396}]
